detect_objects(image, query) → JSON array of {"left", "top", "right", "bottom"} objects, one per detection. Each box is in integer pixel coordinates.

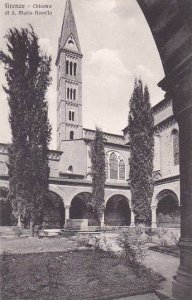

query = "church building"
[{"left": 0, "top": 0, "right": 180, "bottom": 229}]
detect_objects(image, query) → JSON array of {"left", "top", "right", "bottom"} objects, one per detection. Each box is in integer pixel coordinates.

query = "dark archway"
[
  {"left": 105, "top": 195, "right": 131, "bottom": 226},
  {"left": 156, "top": 190, "right": 180, "bottom": 228},
  {"left": 43, "top": 191, "right": 65, "bottom": 228},
  {"left": 0, "top": 187, "right": 11, "bottom": 226},
  {"left": 70, "top": 192, "right": 98, "bottom": 225}
]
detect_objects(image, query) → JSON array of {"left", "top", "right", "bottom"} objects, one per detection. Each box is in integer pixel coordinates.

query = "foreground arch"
[{"left": 137, "top": 1, "right": 192, "bottom": 297}]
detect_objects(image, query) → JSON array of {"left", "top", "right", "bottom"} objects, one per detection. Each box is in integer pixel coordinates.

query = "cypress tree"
[
  {"left": 90, "top": 127, "right": 106, "bottom": 228},
  {"left": 0, "top": 26, "right": 52, "bottom": 235},
  {"left": 128, "top": 78, "right": 154, "bottom": 225}
]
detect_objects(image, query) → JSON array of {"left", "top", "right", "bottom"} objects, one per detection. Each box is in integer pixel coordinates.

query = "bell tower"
[{"left": 56, "top": 0, "right": 83, "bottom": 150}]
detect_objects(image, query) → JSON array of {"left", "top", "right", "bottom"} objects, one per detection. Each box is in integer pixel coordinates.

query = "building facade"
[{"left": 0, "top": 0, "right": 180, "bottom": 229}]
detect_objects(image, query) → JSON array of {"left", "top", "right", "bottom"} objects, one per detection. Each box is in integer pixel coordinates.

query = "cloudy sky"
[{"left": 0, "top": 0, "right": 165, "bottom": 148}]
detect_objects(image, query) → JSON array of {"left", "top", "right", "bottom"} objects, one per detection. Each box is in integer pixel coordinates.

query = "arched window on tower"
[
  {"left": 74, "top": 63, "right": 77, "bottom": 76},
  {"left": 110, "top": 153, "right": 118, "bottom": 179},
  {"left": 70, "top": 88, "right": 73, "bottom": 99},
  {"left": 172, "top": 129, "right": 179, "bottom": 165},
  {"left": 70, "top": 131, "right": 74, "bottom": 140},
  {"left": 119, "top": 160, "right": 125, "bottom": 180},
  {"left": 70, "top": 61, "right": 73, "bottom": 75},
  {"left": 67, "top": 88, "right": 69, "bottom": 99},
  {"left": 105, "top": 159, "right": 108, "bottom": 179},
  {"left": 68, "top": 165, "right": 73, "bottom": 173},
  {"left": 66, "top": 60, "right": 69, "bottom": 75},
  {"left": 73, "top": 89, "right": 76, "bottom": 100}
]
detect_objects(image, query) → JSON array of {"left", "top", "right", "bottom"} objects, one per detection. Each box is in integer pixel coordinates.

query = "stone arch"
[
  {"left": 48, "top": 185, "right": 68, "bottom": 207},
  {"left": 43, "top": 190, "right": 65, "bottom": 229},
  {"left": 105, "top": 194, "right": 131, "bottom": 226},
  {"left": 68, "top": 187, "right": 92, "bottom": 206},
  {"left": 137, "top": 1, "right": 192, "bottom": 77},
  {"left": 105, "top": 191, "right": 131, "bottom": 206},
  {"left": 155, "top": 189, "right": 180, "bottom": 228},
  {"left": 152, "top": 187, "right": 180, "bottom": 208}
]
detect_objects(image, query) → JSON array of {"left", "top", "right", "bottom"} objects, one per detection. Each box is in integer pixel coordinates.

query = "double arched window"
[
  {"left": 172, "top": 129, "right": 179, "bottom": 165},
  {"left": 69, "top": 110, "right": 75, "bottom": 121},
  {"left": 106, "top": 152, "right": 126, "bottom": 180}
]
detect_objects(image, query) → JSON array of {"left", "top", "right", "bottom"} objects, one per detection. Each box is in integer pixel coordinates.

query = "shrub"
[
  {"left": 43, "top": 253, "right": 63, "bottom": 297},
  {"left": 76, "top": 234, "right": 91, "bottom": 247},
  {"left": 118, "top": 227, "right": 147, "bottom": 266},
  {"left": 170, "top": 231, "right": 179, "bottom": 245}
]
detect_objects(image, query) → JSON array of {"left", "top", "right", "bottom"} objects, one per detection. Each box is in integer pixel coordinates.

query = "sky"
[{"left": 0, "top": 0, "right": 165, "bottom": 149}]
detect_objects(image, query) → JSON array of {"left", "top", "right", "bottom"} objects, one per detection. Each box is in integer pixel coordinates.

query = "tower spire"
[
  {"left": 59, "top": 0, "right": 81, "bottom": 53},
  {"left": 56, "top": 0, "right": 83, "bottom": 149}
]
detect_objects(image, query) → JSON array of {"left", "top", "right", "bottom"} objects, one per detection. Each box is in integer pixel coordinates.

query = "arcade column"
[
  {"left": 65, "top": 205, "right": 70, "bottom": 226},
  {"left": 162, "top": 67, "right": 192, "bottom": 299}
]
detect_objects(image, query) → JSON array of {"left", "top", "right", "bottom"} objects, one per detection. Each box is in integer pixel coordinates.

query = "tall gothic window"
[
  {"left": 110, "top": 153, "right": 118, "bottom": 179},
  {"left": 119, "top": 160, "right": 125, "bottom": 180},
  {"left": 105, "top": 159, "right": 108, "bottom": 179},
  {"left": 172, "top": 129, "right": 179, "bottom": 165}
]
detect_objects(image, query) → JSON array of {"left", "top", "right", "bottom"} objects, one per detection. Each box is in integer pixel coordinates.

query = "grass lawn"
[{"left": 0, "top": 249, "right": 163, "bottom": 300}]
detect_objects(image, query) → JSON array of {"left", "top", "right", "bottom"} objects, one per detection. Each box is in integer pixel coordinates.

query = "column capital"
[
  {"left": 65, "top": 205, "right": 71, "bottom": 209},
  {"left": 151, "top": 205, "right": 157, "bottom": 210}
]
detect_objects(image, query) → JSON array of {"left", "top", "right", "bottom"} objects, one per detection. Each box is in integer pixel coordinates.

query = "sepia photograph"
[{"left": 0, "top": 0, "right": 191, "bottom": 299}]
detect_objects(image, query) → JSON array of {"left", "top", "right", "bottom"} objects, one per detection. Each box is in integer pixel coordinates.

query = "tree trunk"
[
  {"left": 30, "top": 220, "right": 35, "bottom": 237},
  {"left": 17, "top": 214, "right": 22, "bottom": 237}
]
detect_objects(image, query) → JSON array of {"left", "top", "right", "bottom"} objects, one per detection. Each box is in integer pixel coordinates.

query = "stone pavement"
[
  {"left": 118, "top": 250, "right": 179, "bottom": 300},
  {"left": 144, "top": 250, "right": 179, "bottom": 298}
]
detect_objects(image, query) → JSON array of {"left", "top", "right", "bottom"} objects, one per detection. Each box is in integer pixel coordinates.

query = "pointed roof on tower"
[{"left": 59, "top": 0, "right": 81, "bottom": 53}]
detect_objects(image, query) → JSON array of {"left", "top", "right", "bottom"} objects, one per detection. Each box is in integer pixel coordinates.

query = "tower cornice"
[{"left": 56, "top": 49, "right": 83, "bottom": 66}]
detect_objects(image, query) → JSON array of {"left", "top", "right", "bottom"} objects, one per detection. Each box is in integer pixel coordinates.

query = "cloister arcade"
[{"left": 0, "top": 179, "right": 180, "bottom": 229}]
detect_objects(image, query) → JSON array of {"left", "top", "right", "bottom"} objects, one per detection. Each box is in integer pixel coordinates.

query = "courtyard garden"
[
  {"left": 0, "top": 225, "right": 180, "bottom": 300},
  {"left": 0, "top": 248, "right": 163, "bottom": 300}
]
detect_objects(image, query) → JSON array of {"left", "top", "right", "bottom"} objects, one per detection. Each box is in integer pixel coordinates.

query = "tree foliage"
[
  {"left": 0, "top": 26, "right": 52, "bottom": 231},
  {"left": 89, "top": 128, "right": 106, "bottom": 226},
  {"left": 128, "top": 78, "right": 154, "bottom": 225}
]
